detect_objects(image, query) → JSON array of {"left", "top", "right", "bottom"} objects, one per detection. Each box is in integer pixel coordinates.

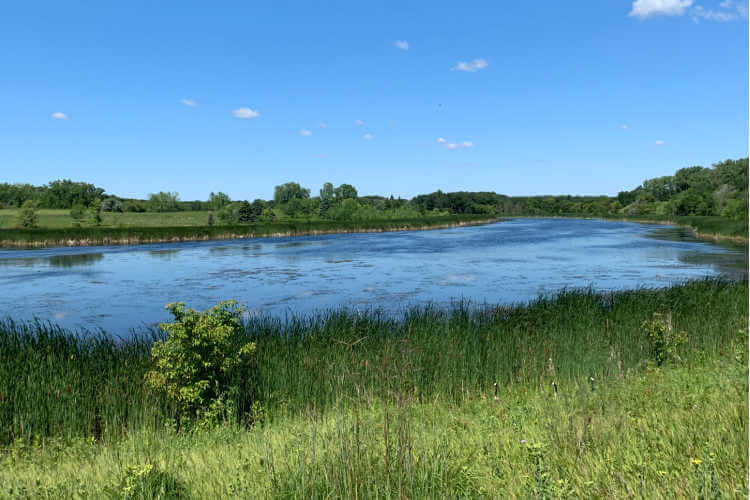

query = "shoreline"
[
  {"left": 512, "top": 215, "right": 748, "bottom": 245},
  {"left": 0, "top": 217, "right": 501, "bottom": 249}
]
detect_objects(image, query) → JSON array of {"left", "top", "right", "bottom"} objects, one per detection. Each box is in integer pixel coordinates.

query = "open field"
[
  {"left": 0, "top": 209, "right": 220, "bottom": 229},
  {"left": 0, "top": 279, "right": 746, "bottom": 497}
]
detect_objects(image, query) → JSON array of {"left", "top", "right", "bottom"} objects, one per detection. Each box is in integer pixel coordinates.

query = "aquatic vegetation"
[{"left": 0, "top": 278, "right": 745, "bottom": 446}]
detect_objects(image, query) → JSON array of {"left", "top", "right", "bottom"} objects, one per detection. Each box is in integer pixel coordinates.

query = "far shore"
[{"left": 0, "top": 216, "right": 501, "bottom": 249}]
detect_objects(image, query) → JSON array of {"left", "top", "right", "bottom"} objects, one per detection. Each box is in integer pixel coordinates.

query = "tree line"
[{"left": 2, "top": 157, "right": 746, "bottom": 227}]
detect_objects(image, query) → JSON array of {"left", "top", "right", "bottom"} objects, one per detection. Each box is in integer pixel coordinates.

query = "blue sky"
[{"left": 1, "top": 0, "right": 747, "bottom": 200}]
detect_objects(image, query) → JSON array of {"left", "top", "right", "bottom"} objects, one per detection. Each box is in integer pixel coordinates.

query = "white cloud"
[
  {"left": 437, "top": 137, "right": 474, "bottom": 150},
  {"left": 394, "top": 40, "right": 409, "bottom": 50},
  {"left": 691, "top": 3, "right": 740, "bottom": 20},
  {"left": 318, "top": 122, "right": 328, "bottom": 128},
  {"left": 655, "top": 139, "right": 666, "bottom": 145},
  {"left": 452, "top": 58, "right": 488, "bottom": 72},
  {"left": 232, "top": 107, "right": 260, "bottom": 119},
  {"left": 300, "top": 129, "right": 312, "bottom": 136},
  {"left": 630, "top": 0, "right": 746, "bottom": 20},
  {"left": 51, "top": 112, "right": 69, "bottom": 120},
  {"left": 354, "top": 119, "right": 365, "bottom": 126},
  {"left": 621, "top": 124, "right": 628, "bottom": 130},
  {"left": 629, "top": 0, "right": 693, "bottom": 18},
  {"left": 363, "top": 133, "right": 373, "bottom": 140},
  {"left": 180, "top": 98, "right": 196, "bottom": 107}
]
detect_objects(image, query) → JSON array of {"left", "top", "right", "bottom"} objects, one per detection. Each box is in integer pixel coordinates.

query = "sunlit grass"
[{"left": 0, "top": 278, "right": 746, "bottom": 497}]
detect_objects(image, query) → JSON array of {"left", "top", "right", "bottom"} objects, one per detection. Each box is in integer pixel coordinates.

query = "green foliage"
[
  {"left": 16, "top": 200, "right": 39, "bottom": 228},
  {"left": 87, "top": 198, "right": 103, "bottom": 226},
  {"left": 146, "top": 301, "right": 257, "bottom": 425},
  {"left": 334, "top": 183, "right": 358, "bottom": 200},
  {"left": 216, "top": 206, "right": 236, "bottom": 224},
  {"left": 209, "top": 191, "right": 231, "bottom": 210},
  {"left": 274, "top": 182, "right": 310, "bottom": 204},
  {"left": 70, "top": 204, "right": 86, "bottom": 227},
  {"left": 148, "top": 192, "right": 181, "bottom": 212},
  {"left": 207, "top": 212, "right": 214, "bottom": 226},
  {"left": 101, "top": 197, "right": 122, "bottom": 213},
  {"left": 112, "top": 463, "right": 187, "bottom": 499},
  {"left": 237, "top": 201, "right": 253, "bottom": 223},
  {"left": 642, "top": 312, "right": 687, "bottom": 366}
]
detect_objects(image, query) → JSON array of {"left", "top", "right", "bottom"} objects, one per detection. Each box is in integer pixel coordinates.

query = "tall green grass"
[{"left": 0, "top": 279, "right": 746, "bottom": 447}]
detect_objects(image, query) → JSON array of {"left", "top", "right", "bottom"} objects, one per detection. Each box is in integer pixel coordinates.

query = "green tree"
[
  {"left": 209, "top": 192, "right": 231, "bottom": 210},
  {"left": 87, "top": 198, "right": 103, "bottom": 226},
  {"left": 273, "top": 182, "right": 310, "bottom": 204},
  {"left": 101, "top": 196, "right": 123, "bottom": 212},
  {"left": 70, "top": 204, "right": 86, "bottom": 227},
  {"left": 207, "top": 212, "right": 215, "bottom": 226},
  {"left": 319, "top": 182, "right": 334, "bottom": 201},
  {"left": 334, "top": 183, "right": 358, "bottom": 200},
  {"left": 16, "top": 200, "right": 39, "bottom": 228},
  {"left": 250, "top": 199, "right": 265, "bottom": 221},
  {"left": 237, "top": 200, "right": 253, "bottom": 223},
  {"left": 148, "top": 192, "right": 180, "bottom": 212}
]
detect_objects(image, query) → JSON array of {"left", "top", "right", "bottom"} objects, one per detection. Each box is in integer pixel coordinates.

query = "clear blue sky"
[{"left": 1, "top": 1, "right": 747, "bottom": 200}]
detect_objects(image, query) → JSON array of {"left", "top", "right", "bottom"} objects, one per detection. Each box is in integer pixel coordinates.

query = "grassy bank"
[
  {"left": 2, "top": 353, "right": 745, "bottom": 498},
  {"left": 0, "top": 215, "right": 497, "bottom": 248},
  {"left": 606, "top": 215, "right": 748, "bottom": 243},
  {"left": 0, "top": 279, "right": 747, "bottom": 497}
]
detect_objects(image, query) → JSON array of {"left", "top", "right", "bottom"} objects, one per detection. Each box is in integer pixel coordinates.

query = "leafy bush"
[
  {"left": 642, "top": 312, "right": 687, "bottom": 365},
  {"left": 16, "top": 200, "right": 39, "bottom": 228},
  {"left": 146, "top": 301, "right": 257, "bottom": 426},
  {"left": 112, "top": 463, "right": 187, "bottom": 499}
]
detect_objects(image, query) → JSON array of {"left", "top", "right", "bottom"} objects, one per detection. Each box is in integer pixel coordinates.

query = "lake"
[{"left": 0, "top": 218, "right": 745, "bottom": 334}]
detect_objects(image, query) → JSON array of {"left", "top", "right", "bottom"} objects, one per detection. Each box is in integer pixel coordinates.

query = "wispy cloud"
[
  {"left": 354, "top": 119, "right": 365, "bottom": 126},
  {"left": 655, "top": 139, "right": 666, "bottom": 145},
  {"left": 363, "top": 133, "right": 373, "bottom": 140},
  {"left": 437, "top": 137, "right": 474, "bottom": 150},
  {"left": 232, "top": 107, "right": 260, "bottom": 119},
  {"left": 394, "top": 40, "right": 409, "bottom": 50},
  {"left": 318, "top": 122, "right": 328, "bottom": 128},
  {"left": 51, "top": 112, "right": 69, "bottom": 120},
  {"left": 629, "top": 0, "right": 693, "bottom": 18},
  {"left": 629, "top": 0, "right": 746, "bottom": 20},
  {"left": 452, "top": 58, "right": 488, "bottom": 72},
  {"left": 180, "top": 98, "right": 197, "bottom": 107},
  {"left": 620, "top": 124, "right": 628, "bottom": 130},
  {"left": 300, "top": 129, "right": 312, "bottom": 136}
]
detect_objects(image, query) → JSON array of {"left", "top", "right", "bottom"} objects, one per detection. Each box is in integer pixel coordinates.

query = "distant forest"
[{"left": 1, "top": 157, "right": 747, "bottom": 223}]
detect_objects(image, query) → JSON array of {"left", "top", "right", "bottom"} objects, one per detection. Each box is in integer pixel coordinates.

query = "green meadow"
[{"left": 0, "top": 279, "right": 746, "bottom": 498}]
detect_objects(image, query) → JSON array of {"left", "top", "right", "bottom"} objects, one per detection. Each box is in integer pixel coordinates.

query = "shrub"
[
  {"left": 642, "top": 312, "right": 687, "bottom": 365},
  {"left": 112, "top": 463, "right": 187, "bottom": 499},
  {"left": 146, "top": 301, "right": 257, "bottom": 426},
  {"left": 16, "top": 200, "right": 39, "bottom": 228}
]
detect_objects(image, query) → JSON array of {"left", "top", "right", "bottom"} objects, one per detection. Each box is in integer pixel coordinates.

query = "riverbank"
[
  {"left": 0, "top": 216, "right": 499, "bottom": 248},
  {"left": 0, "top": 279, "right": 746, "bottom": 497}
]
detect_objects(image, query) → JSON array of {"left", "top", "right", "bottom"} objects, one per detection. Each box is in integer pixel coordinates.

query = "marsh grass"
[
  {"left": 1, "top": 347, "right": 746, "bottom": 498},
  {"left": 0, "top": 215, "right": 495, "bottom": 247},
  {"left": 0, "top": 278, "right": 745, "bottom": 449}
]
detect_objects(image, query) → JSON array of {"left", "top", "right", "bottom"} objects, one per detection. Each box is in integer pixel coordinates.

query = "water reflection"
[{"left": 49, "top": 253, "right": 104, "bottom": 268}]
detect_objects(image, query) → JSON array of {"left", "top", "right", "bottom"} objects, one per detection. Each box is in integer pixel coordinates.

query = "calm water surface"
[{"left": 0, "top": 218, "right": 745, "bottom": 333}]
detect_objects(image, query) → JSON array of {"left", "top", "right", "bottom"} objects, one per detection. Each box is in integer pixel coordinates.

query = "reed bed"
[
  {"left": 0, "top": 278, "right": 745, "bottom": 449},
  {"left": 0, "top": 215, "right": 496, "bottom": 248}
]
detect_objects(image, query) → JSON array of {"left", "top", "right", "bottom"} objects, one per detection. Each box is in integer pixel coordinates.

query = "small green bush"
[
  {"left": 642, "top": 312, "right": 687, "bottom": 365},
  {"left": 112, "top": 463, "right": 187, "bottom": 499},
  {"left": 146, "top": 301, "right": 257, "bottom": 426}
]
